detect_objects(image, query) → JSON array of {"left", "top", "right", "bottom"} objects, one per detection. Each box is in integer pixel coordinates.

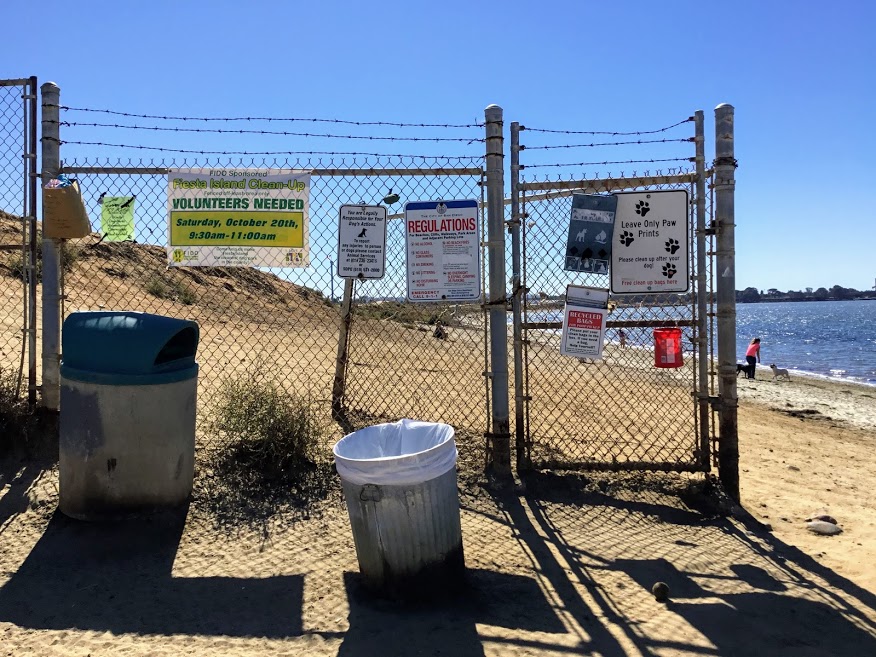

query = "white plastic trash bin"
[{"left": 333, "top": 419, "right": 465, "bottom": 596}]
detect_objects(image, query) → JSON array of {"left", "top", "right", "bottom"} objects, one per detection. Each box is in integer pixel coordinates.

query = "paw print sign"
[{"left": 610, "top": 190, "right": 690, "bottom": 294}]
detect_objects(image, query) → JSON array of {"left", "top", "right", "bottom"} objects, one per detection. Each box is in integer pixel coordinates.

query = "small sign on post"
[
  {"left": 560, "top": 285, "right": 609, "bottom": 360},
  {"left": 337, "top": 204, "right": 387, "bottom": 279}
]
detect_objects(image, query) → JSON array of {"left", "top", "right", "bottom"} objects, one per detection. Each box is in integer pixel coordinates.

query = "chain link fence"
[
  {"left": 51, "top": 100, "right": 728, "bottom": 483},
  {"left": 512, "top": 119, "right": 714, "bottom": 472},
  {"left": 60, "top": 156, "right": 489, "bottom": 463},
  {"left": 0, "top": 78, "right": 37, "bottom": 404}
]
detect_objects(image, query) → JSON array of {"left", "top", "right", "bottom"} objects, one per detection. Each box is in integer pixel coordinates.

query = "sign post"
[{"left": 404, "top": 199, "right": 480, "bottom": 302}]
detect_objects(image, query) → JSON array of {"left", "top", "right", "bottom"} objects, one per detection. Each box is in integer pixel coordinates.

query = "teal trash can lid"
[{"left": 61, "top": 311, "right": 199, "bottom": 376}]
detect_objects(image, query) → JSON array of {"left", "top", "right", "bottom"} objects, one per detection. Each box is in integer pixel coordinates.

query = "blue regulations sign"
[
  {"left": 565, "top": 194, "right": 617, "bottom": 275},
  {"left": 404, "top": 199, "right": 480, "bottom": 302}
]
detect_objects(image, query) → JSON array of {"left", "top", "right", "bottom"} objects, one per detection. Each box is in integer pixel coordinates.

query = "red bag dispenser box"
[{"left": 653, "top": 327, "right": 683, "bottom": 368}]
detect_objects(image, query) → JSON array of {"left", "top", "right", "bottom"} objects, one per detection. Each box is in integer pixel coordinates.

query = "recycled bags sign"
[
  {"left": 337, "top": 204, "right": 387, "bottom": 279},
  {"left": 610, "top": 190, "right": 689, "bottom": 293},
  {"left": 564, "top": 194, "right": 617, "bottom": 274},
  {"left": 404, "top": 199, "right": 480, "bottom": 302},
  {"left": 167, "top": 168, "right": 310, "bottom": 267},
  {"left": 100, "top": 196, "right": 135, "bottom": 241},
  {"left": 560, "top": 284, "right": 609, "bottom": 360}
]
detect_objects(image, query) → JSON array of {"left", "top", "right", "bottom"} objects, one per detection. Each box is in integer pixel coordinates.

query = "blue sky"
[{"left": 3, "top": 0, "right": 875, "bottom": 292}]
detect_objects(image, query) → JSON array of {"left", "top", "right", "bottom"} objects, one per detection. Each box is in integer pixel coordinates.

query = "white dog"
[
  {"left": 576, "top": 228, "right": 587, "bottom": 241},
  {"left": 769, "top": 364, "right": 791, "bottom": 381}
]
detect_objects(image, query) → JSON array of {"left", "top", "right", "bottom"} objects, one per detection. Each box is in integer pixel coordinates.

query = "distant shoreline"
[{"left": 738, "top": 297, "right": 876, "bottom": 304}]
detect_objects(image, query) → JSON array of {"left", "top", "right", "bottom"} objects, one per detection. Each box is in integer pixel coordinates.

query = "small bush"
[
  {"left": 355, "top": 301, "right": 446, "bottom": 326},
  {"left": 197, "top": 364, "right": 337, "bottom": 525},
  {"left": 145, "top": 275, "right": 197, "bottom": 305},
  {"left": 6, "top": 238, "right": 79, "bottom": 281},
  {"left": 0, "top": 367, "right": 28, "bottom": 455}
]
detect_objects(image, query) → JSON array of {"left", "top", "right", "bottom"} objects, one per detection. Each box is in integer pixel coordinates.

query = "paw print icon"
[
  {"left": 635, "top": 201, "right": 650, "bottom": 217},
  {"left": 619, "top": 231, "right": 635, "bottom": 246},
  {"left": 662, "top": 263, "right": 677, "bottom": 279},
  {"left": 665, "top": 238, "right": 680, "bottom": 254}
]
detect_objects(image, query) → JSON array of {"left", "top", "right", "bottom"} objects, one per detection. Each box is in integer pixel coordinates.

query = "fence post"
[
  {"left": 694, "top": 110, "right": 710, "bottom": 470},
  {"left": 40, "top": 82, "right": 61, "bottom": 411},
  {"left": 509, "top": 122, "right": 527, "bottom": 471},
  {"left": 714, "top": 103, "right": 739, "bottom": 501},
  {"left": 331, "top": 278, "right": 355, "bottom": 421},
  {"left": 26, "top": 76, "right": 39, "bottom": 407},
  {"left": 484, "top": 104, "right": 511, "bottom": 476}
]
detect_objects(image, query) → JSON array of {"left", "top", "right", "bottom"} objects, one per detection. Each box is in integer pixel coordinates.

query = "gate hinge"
[{"left": 707, "top": 395, "right": 736, "bottom": 410}]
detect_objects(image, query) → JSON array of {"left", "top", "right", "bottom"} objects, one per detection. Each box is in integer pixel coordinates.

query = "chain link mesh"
[
  {"left": 0, "top": 81, "right": 32, "bottom": 397},
  {"left": 61, "top": 156, "right": 487, "bottom": 457},
  {"left": 342, "top": 173, "right": 489, "bottom": 435},
  {"left": 517, "top": 165, "right": 711, "bottom": 471}
]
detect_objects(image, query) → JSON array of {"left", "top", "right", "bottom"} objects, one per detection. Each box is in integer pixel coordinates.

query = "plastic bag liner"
[{"left": 332, "top": 419, "right": 457, "bottom": 486}]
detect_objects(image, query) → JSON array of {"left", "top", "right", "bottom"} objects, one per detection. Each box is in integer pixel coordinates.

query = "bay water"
[{"left": 523, "top": 299, "right": 876, "bottom": 385}]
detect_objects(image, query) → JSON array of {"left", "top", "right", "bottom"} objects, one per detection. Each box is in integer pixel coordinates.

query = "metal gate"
[
  {"left": 509, "top": 113, "right": 716, "bottom": 472},
  {"left": 0, "top": 77, "right": 38, "bottom": 406}
]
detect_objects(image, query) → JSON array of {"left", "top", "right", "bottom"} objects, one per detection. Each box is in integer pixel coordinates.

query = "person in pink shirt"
[{"left": 745, "top": 337, "right": 761, "bottom": 379}]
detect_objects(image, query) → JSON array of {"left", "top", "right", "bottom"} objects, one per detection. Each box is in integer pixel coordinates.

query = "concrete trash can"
[
  {"left": 59, "top": 311, "right": 199, "bottom": 520},
  {"left": 333, "top": 419, "right": 465, "bottom": 596}
]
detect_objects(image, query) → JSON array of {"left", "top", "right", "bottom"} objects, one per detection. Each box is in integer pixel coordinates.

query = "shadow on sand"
[
  {"left": 0, "top": 506, "right": 304, "bottom": 638},
  {"left": 337, "top": 567, "right": 566, "bottom": 657},
  {"left": 485, "top": 472, "right": 876, "bottom": 656}
]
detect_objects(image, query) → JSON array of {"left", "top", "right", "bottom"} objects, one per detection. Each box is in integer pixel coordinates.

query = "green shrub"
[
  {"left": 6, "top": 239, "right": 79, "bottom": 281},
  {"left": 197, "top": 364, "right": 337, "bottom": 525},
  {"left": 145, "top": 275, "right": 197, "bottom": 305},
  {"left": 0, "top": 367, "right": 28, "bottom": 455}
]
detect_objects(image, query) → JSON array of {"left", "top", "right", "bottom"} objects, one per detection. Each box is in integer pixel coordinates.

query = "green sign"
[{"left": 101, "top": 196, "right": 135, "bottom": 241}]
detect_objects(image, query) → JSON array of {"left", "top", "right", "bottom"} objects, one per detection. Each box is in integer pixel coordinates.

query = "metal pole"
[
  {"left": 714, "top": 103, "right": 739, "bottom": 501},
  {"left": 484, "top": 104, "right": 511, "bottom": 476},
  {"left": 510, "top": 122, "right": 527, "bottom": 472},
  {"left": 27, "top": 76, "right": 38, "bottom": 407},
  {"left": 694, "top": 111, "right": 710, "bottom": 470},
  {"left": 330, "top": 259, "right": 335, "bottom": 301},
  {"left": 331, "top": 278, "right": 355, "bottom": 420},
  {"left": 40, "top": 82, "right": 61, "bottom": 411}
]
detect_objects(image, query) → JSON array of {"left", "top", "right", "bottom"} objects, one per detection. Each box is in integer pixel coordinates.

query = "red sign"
[{"left": 568, "top": 310, "right": 602, "bottom": 330}]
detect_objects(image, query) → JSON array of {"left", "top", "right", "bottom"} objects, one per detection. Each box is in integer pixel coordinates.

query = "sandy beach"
[
  {"left": 1, "top": 352, "right": 875, "bottom": 656},
  {"left": 1, "top": 232, "right": 875, "bottom": 655}
]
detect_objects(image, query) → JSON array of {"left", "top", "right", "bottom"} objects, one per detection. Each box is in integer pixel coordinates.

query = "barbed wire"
[
  {"left": 46, "top": 104, "right": 484, "bottom": 129},
  {"left": 521, "top": 157, "right": 693, "bottom": 169},
  {"left": 523, "top": 167, "right": 694, "bottom": 181},
  {"left": 523, "top": 138, "right": 693, "bottom": 150},
  {"left": 53, "top": 120, "right": 483, "bottom": 143},
  {"left": 521, "top": 117, "right": 693, "bottom": 135},
  {"left": 49, "top": 138, "right": 483, "bottom": 160}
]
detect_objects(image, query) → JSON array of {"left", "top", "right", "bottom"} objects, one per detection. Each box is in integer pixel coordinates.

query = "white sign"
[
  {"left": 337, "top": 205, "right": 387, "bottom": 279},
  {"left": 610, "top": 190, "right": 689, "bottom": 294},
  {"left": 167, "top": 168, "right": 310, "bottom": 267},
  {"left": 404, "top": 199, "right": 480, "bottom": 302},
  {"left": 560, "top": 285, "right": 609, "bottom": 359}
]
